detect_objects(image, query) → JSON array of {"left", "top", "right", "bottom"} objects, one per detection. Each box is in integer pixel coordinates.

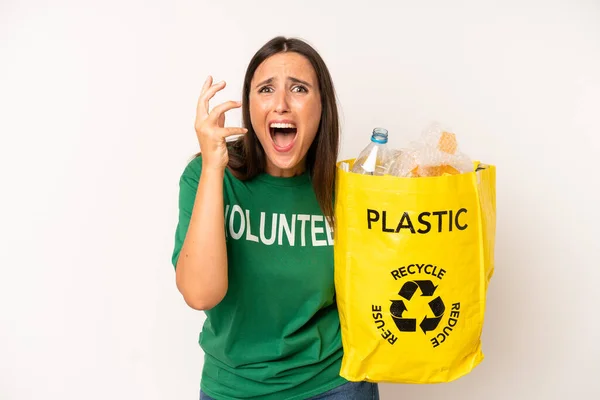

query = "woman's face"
[{"left": 249, "top": 52, "right": 322, "bottom": 177}]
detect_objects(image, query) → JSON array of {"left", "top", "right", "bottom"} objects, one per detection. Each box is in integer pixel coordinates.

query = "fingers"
[
  {"left": 201, "top": 75, "right": 213, "bottom": 95},
  {"left": 197, "top": 80, "right": 227, "bottom": 118},
  {"left": 208, "top": 100, "right": 242, "bottom": 122},
  {"left": 196, "top": 76, "right": 212, "bottom": 118},
  {"left": 222, "top": 127, "right": 248, "bottom": 137}
]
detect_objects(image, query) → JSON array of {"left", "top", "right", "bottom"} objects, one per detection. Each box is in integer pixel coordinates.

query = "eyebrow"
[{"left": 254, "top": 76, "right": 313, "bottom": 89}]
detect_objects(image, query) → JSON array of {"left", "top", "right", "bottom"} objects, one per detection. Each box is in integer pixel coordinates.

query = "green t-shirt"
[{"left": 171, "top": 156, "right": 347, "bottom": 400}]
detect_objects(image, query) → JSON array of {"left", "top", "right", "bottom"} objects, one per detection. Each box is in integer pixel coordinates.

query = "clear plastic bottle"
[{"left": 351, "top": 127, "right": 391, "bottom": 176}]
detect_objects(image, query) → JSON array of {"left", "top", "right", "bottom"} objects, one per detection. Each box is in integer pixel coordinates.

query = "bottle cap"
[{"left": 371, "top": 127, "right": 388, "bottom": 144}]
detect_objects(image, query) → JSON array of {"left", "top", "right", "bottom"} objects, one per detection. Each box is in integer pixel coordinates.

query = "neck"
[{"left": 265, "top": 160, "right": 307, "bottom": 178}]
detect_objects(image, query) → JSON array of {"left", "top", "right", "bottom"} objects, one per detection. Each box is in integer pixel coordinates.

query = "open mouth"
[{"left": 269, "top": 122, "right": 297, "bottom": 152}]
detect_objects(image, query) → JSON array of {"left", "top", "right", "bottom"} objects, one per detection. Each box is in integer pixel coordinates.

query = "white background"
[{"left": 1, "top": 0, "right": 599, "bottom": 399}]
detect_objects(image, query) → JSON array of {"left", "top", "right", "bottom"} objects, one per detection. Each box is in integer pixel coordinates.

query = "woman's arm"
[{"left": 174, "top": 76, "right": 246, "bottom": 310}]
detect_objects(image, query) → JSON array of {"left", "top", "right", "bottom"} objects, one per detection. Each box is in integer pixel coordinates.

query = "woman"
[{"left": 172, "top": 36, "right": 380, "bottom": 400}]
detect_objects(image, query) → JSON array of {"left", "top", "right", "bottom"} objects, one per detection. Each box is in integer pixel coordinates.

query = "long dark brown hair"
[{"left": 222, "top": 36, "right": 340, "bottom": 226}]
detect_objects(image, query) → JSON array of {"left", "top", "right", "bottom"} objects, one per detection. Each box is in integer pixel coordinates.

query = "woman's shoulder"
[
  {"left": 176, "top": 154, "right": 202, "bottom": 185},
  {"left": 178, "top": 153, "right": 245, "bottom": 186}
]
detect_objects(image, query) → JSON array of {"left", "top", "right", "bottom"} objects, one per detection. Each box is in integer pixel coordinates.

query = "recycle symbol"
[{"left": 390, "top": 280, "right": 445, "bottom": 334}]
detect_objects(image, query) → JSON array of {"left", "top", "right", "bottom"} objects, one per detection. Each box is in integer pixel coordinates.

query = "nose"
[{"left": 274, "top": 90, "right": 290, "bottom": 114}]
